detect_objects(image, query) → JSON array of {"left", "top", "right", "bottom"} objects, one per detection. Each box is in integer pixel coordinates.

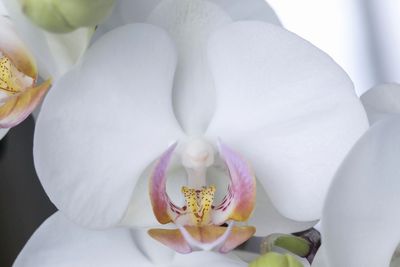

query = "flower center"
[
  {"left": 148, "top": 140, "right": 257, "bottom": 254},
  {"left": 0, "top": 53, "right": 33, "bottom": 99},
  {"left": 182, "top": 185, "right": 216, "bottom": 226}
]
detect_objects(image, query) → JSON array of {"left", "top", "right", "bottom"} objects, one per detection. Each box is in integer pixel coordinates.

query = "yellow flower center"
[
  {"left": 182, "top": 185, "right": 216, "bottom": 226},
  {"left": 0, "top": 55, "right": 33, "bottom": 97}
]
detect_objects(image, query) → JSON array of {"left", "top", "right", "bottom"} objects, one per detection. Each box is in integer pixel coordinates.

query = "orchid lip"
[
  {"left": 148, "top": 139, "right": 257, "bottom": 253},
  {"left": 0, "top": 52, "right": 51, "bottom": 128}
]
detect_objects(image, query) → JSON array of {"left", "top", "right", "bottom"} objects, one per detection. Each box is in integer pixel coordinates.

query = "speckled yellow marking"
[
  {"left": 182, "top": 185, "right": 216, "bottom": 226},
  {"left": 0, "top": 56, "right": 32, "bottom": 96}
]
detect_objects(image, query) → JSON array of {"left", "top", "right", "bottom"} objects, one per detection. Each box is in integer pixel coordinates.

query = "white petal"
[
  {"left": 0, "top": 1, "right": 7, "bottom": 15},
  {"left": 95, "top": 0, "right": 280, "bottom": 39},
  {"left": 15, "top": 212, "right": 246, "bottom": 267},
  {"left": 14, "top": 212, "right": 153, "bottom": 267},
  {"left": 34, "top": 24, "right": 184, "bottom": 228},
  {"left": 322, "top": 117, "right": 400, "bottom": 267},
  {"left": 249, "top": 180, "right": 317, "bottom": 236},
  {"left": 206, "top": 21, "right": 368, "bottom": 221},
  {"left": 2, "top": 0, "right": 91, "bottom": 79},
  {"left": 361, "top": 83, "right": 400, "bottom": 124},
  {"left": 0, "top": 128, "right": 8, "bottom": 140},
  {"left": 172, "top": 251, "right": 246, "bottom": 267},
  {"left": 147, "top": 0, "right": 232, "bottom": 134}
]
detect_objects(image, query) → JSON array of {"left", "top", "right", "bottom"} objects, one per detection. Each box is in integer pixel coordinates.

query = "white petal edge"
[
  {"left": 14, "top": 212, "right": 246, "bottom": 267},
  {"left": 13, "top": 212, "right": 154, "bottom": 267},
  {"left": 212, "top": 0, "right": 280, "bottom": 24},
  {"left": 322, "top": 117, "right": 400, "bottom": 267},
  {"left": 0, "top": 128, "right": 8, "bottom": 140},
  {"left": 1, "top": 0, "right": 91, "bottom": 79},
  {"left": 206, "top": 21, "right": 368, "bottom": 221},
  {"left": 311, "top": 245, "right": 328, "bottom": 267},
  {"left": 34, "top": 23, "right": 184, "bottom": 228},
  {"left": 361, "top": 83, "right": 400, "bottom": 124},
  {"left": 249, "top": 180, "right": 317, "bottom": 236}
]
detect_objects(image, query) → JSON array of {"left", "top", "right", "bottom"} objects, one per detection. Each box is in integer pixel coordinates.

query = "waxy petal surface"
[
  {"left": 206, "top": 21, "right": 368, "bottom": 221},
  {"left": 147, "top": 0, "right": 232, "bottom": 134},
  {"left": 322, "top": 117, "right": 400, "bottom": 267},
  {"left": 361, "top": 83, "right": 400, "bottom": 124},
  {"left": 15, "top": 212, "right": 246, "bottom": 267},
  {"left": 0, "top": 79, "right": 50, "bottom": 128},
  {"left": 249, "top": 181, "right": 317, "bottom": 236},
  {"left": 34, "top": 24, "right": 183, "bottom": 228}
]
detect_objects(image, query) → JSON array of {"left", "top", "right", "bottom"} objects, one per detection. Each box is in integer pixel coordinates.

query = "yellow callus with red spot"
[{"left": 0, "top": 16, "right": 51, "bottom": 129}]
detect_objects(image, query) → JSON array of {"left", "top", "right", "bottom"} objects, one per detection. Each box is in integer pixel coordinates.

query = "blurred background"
[{"left": 1, "top": 0, "right": 399, "bottom": 266}]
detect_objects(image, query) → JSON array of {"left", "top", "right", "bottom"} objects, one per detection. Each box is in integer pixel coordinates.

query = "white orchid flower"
[
  {"left": 17, "top": 0, "right": 368, "bottom": 265},
  {"left": 1, "top": 0, "right": 94, "bottom": 80},
  {"left": 311, "top": 116, "right": 400, "bottom": 267},
  {"left": 361, "top": 83, "right": 400, "bottom": 125},
  {"left": 0, "top": 15, "right": 51, "bottom": 139}
]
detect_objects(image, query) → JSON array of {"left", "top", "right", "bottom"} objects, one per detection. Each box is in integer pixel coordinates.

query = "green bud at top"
[
  {"left": 249, "top": 252, "right": 303, "bottom": 267},
  {"left": 21, "top": 0, "right": 116, "bottom": 33}
]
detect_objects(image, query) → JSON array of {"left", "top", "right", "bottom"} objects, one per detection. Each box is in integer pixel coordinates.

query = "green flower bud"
[
  {"left": 249, "top": 252, "right": 303, "bottom": 267},
  {"left": 21, "top": 0, "right": 116, "bottom": 33}
]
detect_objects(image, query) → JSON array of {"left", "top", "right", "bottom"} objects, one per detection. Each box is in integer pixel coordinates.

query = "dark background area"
[{"left": 0, "top": 117, "right": 56, "bottom": 266}]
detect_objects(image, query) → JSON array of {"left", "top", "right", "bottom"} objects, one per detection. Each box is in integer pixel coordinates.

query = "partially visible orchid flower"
[
  {"left": 311, "top": 117, "right": 400, "bottom": 267},
  {"left": 361, "top": 83, "right": 400, "bottom": 124},
  {"left": 16, "top": 0, "right": 369, "bottom": 265},
  {"left": 1, "top": 0, "right": 95, "bottom": 79},
  {"left": 0, "top": 16, "right": 51, "bottom": 137}
]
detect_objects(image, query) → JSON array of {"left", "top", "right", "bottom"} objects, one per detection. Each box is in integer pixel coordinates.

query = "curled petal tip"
[{"left": 0, "top": 79, "right": 51, "bottom": 128}]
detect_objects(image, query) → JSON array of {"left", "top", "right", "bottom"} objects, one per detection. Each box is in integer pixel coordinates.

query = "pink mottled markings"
[
  {"left": 212, "top": 140, "right": 256, "bottom": 224},
  {"left": 148, "top": 140, "right": 257, "bottom": 254},
  {"left": 149, "top": 142, "right": 183, "bottom": 224}
]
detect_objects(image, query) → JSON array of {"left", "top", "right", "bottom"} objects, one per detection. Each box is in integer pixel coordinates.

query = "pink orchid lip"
[{"left": 148, "top": 140, "right": 257, "bottom": 254}]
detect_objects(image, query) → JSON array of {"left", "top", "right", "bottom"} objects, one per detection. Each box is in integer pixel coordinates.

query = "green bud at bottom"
[{"left": 249, "top": 252, "right": 303, "bottom": 267}]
